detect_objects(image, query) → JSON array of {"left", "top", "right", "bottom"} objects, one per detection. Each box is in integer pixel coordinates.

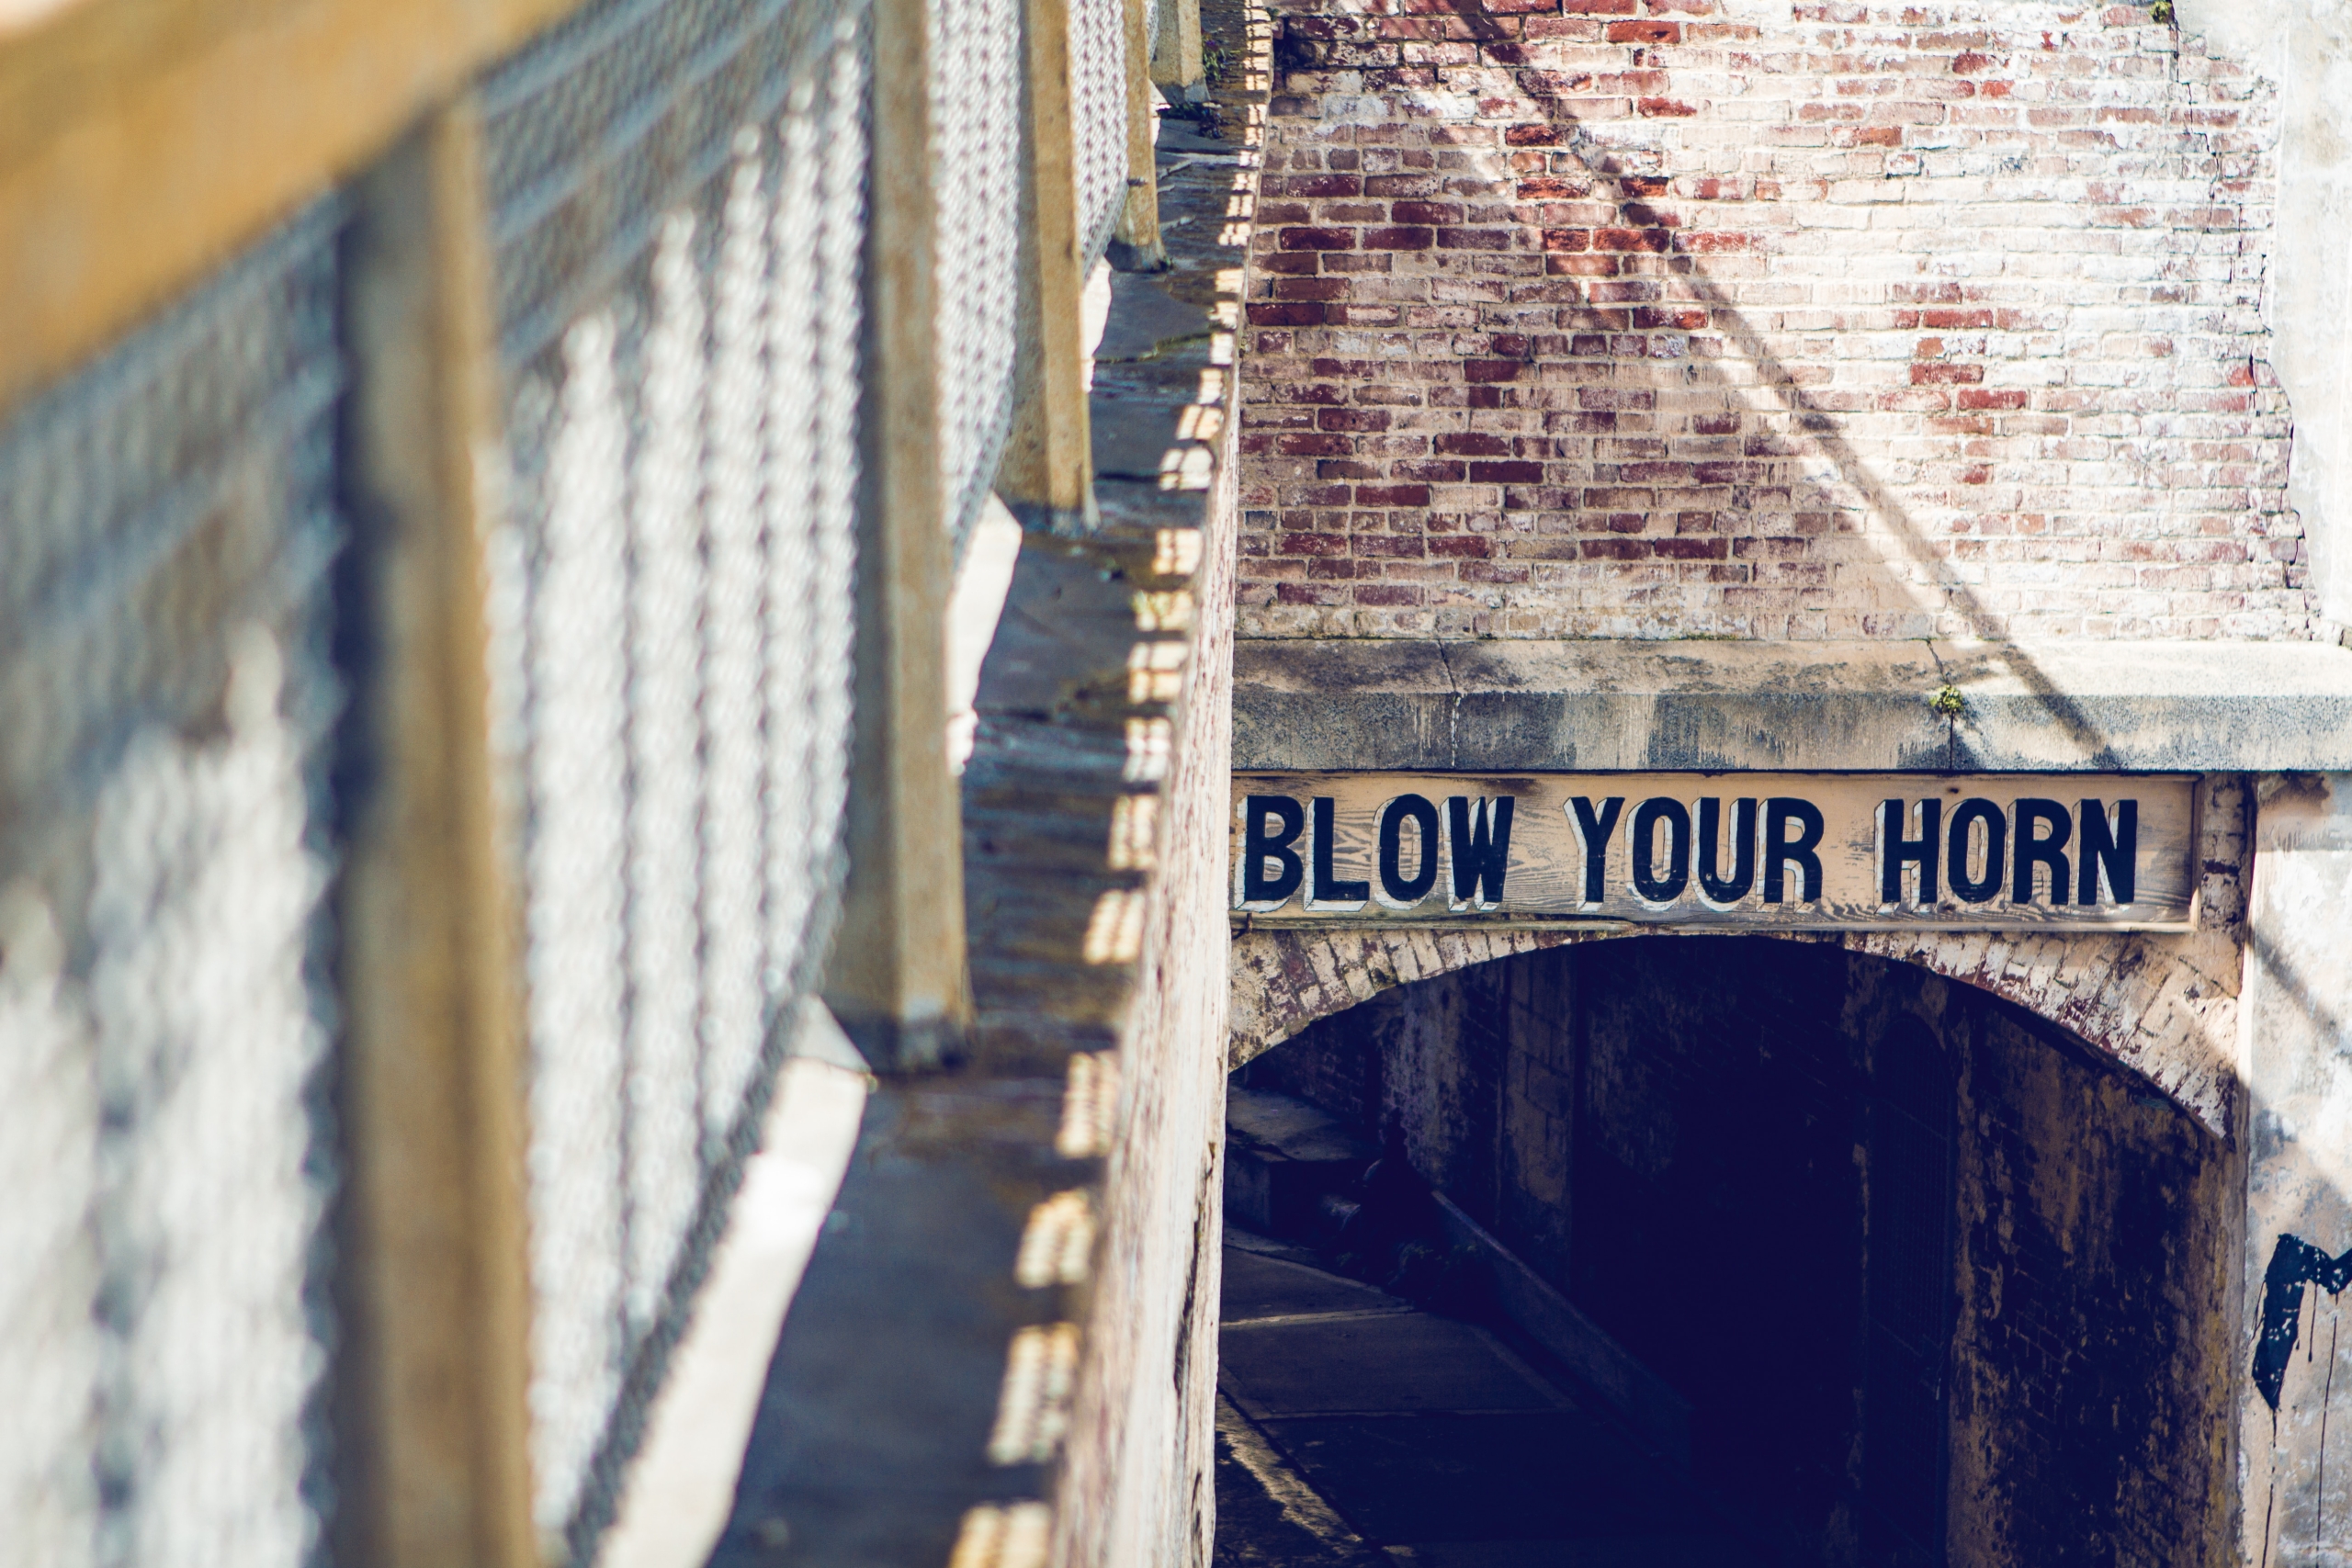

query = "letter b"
[{"left": 1241, "top": 795, "right": 1305, "bottom": 904}]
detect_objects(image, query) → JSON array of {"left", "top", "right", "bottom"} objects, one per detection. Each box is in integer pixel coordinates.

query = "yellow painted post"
[
  {"left": 1149, "top": 0, "right": 1204, "bottom": 102},
  {"left": 1109, "top": 0, "right": 1165, "bottom": 272},
  {"left": 334, "top": 100, "right": 538, "bottom": 1568},
  {"left": 823, "top": 0, "right": 973, "bottom": 1068},
  {"left": 997, "top": 0, "right": 1094, "bottom": 527}
]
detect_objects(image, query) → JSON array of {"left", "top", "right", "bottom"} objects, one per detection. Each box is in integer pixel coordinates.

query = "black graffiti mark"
[
  {"left": 2324, "top": 1302, "right": 2342, "bottom": 1543},
  {"left": 2255, "top": 1234, "right": 2352, "bottom": 1412}
]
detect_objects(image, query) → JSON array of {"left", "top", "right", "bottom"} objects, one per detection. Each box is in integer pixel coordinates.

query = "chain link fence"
[
  {"left": 1070, "top": 0, "right": 1134, "bottom": 263},
  {"left": 0, "top": 199, "right": 348, "bottom": 1568},
  {"left": 0, "top": 0, "right": 1148, "bottom": 1557},
  {"left": 477, "top": 0, "right": 868, "bottom": 1551},
  {"left": 932, "top": 0, "right": 1026, "bottom": 564}
]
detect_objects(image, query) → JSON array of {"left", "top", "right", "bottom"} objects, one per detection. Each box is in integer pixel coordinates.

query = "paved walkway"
[{"left": 1214, "top": 1230, "right": 1763, "bottom": 1567}]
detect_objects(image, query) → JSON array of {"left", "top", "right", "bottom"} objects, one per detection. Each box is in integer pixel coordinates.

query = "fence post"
[
  {"left": 1150, "top": 0, "right": 1204, "bottom": 102},
  {"left": 825, "top": 0, "right": 972, "bottom": 1069},
  {"left": 334, "top": 99, "right": 538, "bottom": 1568},
  {"left": 1108, "top": 0, "right": 1164, "bottom": 272},
  {"left": 998, "top": 0, "right": 1094, "bottom": 527}
]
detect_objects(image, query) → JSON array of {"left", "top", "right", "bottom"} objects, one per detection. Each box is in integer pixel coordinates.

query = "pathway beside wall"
[{"left": 1215, "top": 1230, "right": 1759, "bottom": 1565}]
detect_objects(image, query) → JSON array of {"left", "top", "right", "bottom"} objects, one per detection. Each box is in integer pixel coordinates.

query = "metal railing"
[{"left": 0, "top": 0, "right": 1188, "bottom": 1558}]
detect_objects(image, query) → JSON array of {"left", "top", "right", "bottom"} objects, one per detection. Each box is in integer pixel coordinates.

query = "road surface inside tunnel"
[{"left": 1212, "top": 1226, "right": 1763, "bottom": 1568}]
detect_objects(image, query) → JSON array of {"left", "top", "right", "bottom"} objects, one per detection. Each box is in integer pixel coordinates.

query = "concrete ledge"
[
  {"left": 1234, "top": 638, "right": 2352, "bottom": 773},
  {"left": 1432, "top": 1193, "right": 1691, "bottom": 1471}
]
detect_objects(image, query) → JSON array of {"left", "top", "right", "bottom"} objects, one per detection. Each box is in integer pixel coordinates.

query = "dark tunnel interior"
[{"left": 1218, "top": 937, "right": 2234, "bottom": 1568}]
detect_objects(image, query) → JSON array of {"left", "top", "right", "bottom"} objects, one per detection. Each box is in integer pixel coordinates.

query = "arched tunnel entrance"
[{"left": 1214, "top": 938, "right": 2234, "bottom": 1568}]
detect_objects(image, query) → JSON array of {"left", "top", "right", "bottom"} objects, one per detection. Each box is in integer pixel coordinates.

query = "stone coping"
[{"left": 1233, "top": 637, "right": 2352, "bottom": 774}]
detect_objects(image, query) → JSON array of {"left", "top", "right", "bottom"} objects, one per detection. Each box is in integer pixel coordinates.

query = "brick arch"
[{"left": 1230, "top": 923, "right": 2244, "bottom": 1138}]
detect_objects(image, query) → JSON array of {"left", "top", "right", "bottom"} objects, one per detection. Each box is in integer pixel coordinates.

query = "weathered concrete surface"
[
  {"left": 2239, "top": 773, "right": 2352, "bottom": 1567},
  {"left": 1927, "top": 976, "right": 2240, "bottom": 1568},
  {"left": 1234, "top": 638, "right": 2352, "bottom": 773},
  {"left": 2176, "top": 0, "right": 2352, "bottom": 642}
]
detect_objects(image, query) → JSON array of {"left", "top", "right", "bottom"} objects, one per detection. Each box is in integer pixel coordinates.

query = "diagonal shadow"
[{"left": 1283, "top": 0, "right": 2305, "bottom": 769}]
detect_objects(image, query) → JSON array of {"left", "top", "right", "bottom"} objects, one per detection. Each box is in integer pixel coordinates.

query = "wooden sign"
[{"left": 1231, "top": 773, "right": 2198, "bottom": 931}]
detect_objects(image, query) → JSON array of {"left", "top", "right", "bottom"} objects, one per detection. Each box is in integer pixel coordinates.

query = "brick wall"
[{"left": 1238, "top": 0, "right": 2308, "bottom": 639}]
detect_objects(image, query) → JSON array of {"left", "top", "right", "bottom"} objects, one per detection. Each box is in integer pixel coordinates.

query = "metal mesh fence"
[
  {"left": 0, "top": 0, "right": 1146, "bottom": 1558},
  {"left": 477, "top": 0, "right": 869, "bottom": 1553},
  {"left": 0, "top": 199, "right": 347, "bottom": 1568},
  {"left": 1070, "top": 0, "right": 1132, "bottom": 263},
  {"left": 931, "top": 0, "right": 1024, "bottom": 562}
]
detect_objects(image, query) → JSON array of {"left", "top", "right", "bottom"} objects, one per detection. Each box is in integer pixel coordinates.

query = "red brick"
[
  {"left": 1273, "top": 277, "right": 1350, "bottom": 301},
  {"left": 1595, "top": 227, "right": 1672, "bottom": 252},
  {"left": 1605, "top": 19, "right": 1680, "bottom": 41},
  {"left": 1362, "top": 226, "right": 1436, "bottom": 250},
  {"left": 1280, "top": 175, "right": 1366, "bottom": 197},
  {"left": 1390, "top": 200, "right": 1464, "bottom": 224},
  {"left": 1430, "top": 536, "right": 1496, "bottom": 558},
  {"left": 1278, "top": 227, "right": 1356, "bottom": 252}
]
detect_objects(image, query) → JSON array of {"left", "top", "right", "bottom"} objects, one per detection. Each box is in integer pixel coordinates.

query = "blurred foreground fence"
[{"left": 0, "top": 0, "right": 1188, "bottom": 1558}]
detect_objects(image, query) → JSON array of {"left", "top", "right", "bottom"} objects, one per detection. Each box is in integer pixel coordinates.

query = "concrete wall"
[
  {"left": 2175, "top": 0, "right": 2352, "bottom": 643},
  {"left": 1928, "top": 972, "right": 2238, "bottom": 1568},
  {"left": 1245, "top": 937, "right": 2235, "bottom": 1564},
  {"left": 2239, "top": 773, "right": 2352, "bottom": 1567},
  {"left": 1237, "top": 0, "right": 2310, "bottom": 640}
]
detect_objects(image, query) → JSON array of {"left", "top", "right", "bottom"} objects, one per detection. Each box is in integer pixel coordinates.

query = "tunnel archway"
[{"left": 1219, "top": 936, "right": 2237, "bottom": 1567}]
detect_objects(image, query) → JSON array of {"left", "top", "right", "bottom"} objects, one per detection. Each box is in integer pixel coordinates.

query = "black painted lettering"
[
  {"left": 1697, "top": 797, "right": 1757, "bottom": 904},
  {"left": 1947, "top": 798, "right": 2007, "bottom": 905},
  {"left": 1631, "top": 797, "right": 1691, "bottom": 903},
  {"left": 2077, "top": 798, "right": 2138, "bottom": 905},
  {"left": 1880, "top": 798, "right": 1941, "bottom": 906},
  {"left": 1763, "top": 797, "right": 1825, "bottom": 904},
  {"left": 1567, "top": 796, "right": 1624, "bottom": 905},
  {"left": 1241, "top": 795, "right": 1305, "bottom": 905},
  {"left": 2012, "top": 798, "right": 2071, "bottom": 906},
  {"left": 1377, "top": 794, "right": 1442, "bottom": 906},
  {"left": 1447, "top": 796, "right": 1515, "bottom": 908},
  {"left": 1310, "top": 796, "right": 1370, "bottom": 908}
]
